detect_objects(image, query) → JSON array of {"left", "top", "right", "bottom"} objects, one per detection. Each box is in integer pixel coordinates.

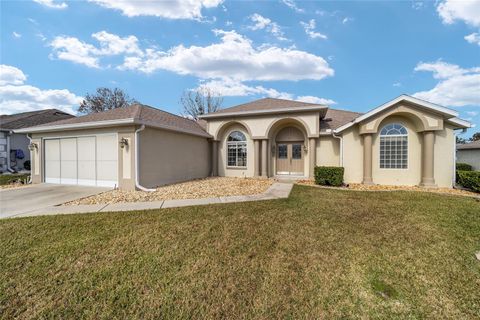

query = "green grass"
[
  {"left": 0, "top": 173, "right": 29, "bottom": 185},
  {"left": 1, "top": 185, "right": 479, "bottom": 319}
]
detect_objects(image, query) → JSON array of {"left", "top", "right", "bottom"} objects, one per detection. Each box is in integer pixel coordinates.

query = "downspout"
[
  {"left": 26, "top": 133, "right": 33, "bottom": 184},
  {"left": 134, "top": 125, "right": 156, "bottom": 192},
  {"left": 6, "top": 131, "right": 14, "bottom": 173},
  {"left": 333, "top": 132, "right": 343, "bottom": 167}
]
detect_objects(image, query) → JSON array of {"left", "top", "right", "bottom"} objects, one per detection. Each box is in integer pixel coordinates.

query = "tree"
[
  {"left": 78, "top": 87, "right": 137, "bottom": 114},
  {"left": 470, "top": 132, "right": 480, "bottom": 141},
  {"left": 180, "top": 86, "right": 223, "bottom": 120},
  {"left": 456, "top": 136, "right": 467, "bottom": 144}
]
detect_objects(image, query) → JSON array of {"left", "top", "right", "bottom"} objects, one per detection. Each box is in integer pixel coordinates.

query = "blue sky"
[{"left": 1, "top": 0, "right": 479, "bottom": 137}]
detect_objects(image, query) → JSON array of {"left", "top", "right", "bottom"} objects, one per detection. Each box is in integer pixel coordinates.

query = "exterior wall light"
[
  {"left": 303, "top": 144, "right": 308, "bottom": 153},
  {"left": 119, "top": 137, "right": 129, "bottom": 149},
  {"left": 28, "top": 142, "right": 38, "bottom": 151}
]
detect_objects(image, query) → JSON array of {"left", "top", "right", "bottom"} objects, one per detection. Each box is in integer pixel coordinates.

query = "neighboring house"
[
  {"left": 0, "top": 109, "right": 74, "bottom": 173},
  {"left": 16, "top": 95, "right": 470, "bottom": 190},
  {"left": 457, "top": 141, "right": 480, "bottom": 170}
]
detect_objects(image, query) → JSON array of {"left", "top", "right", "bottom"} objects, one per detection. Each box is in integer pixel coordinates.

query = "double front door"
[{"left": 276, "top": 142, "right": 304, "bottom": 175}]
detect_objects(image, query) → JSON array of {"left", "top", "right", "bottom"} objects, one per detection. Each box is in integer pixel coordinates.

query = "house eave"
[
  {"left": 199, "top": 105, "right": 328, "bottom": 119},
  {"left": 333, "top": 94, "right": 461, "bottom": 134},
  {"left": 14, "top": 118, "right": 137, "bottom": 133}
]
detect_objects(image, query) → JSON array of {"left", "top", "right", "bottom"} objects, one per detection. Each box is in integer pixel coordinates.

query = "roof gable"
[
  {"left": 334, "top": 95, "right": 466, "bottom": 133},
  {"left": 200, "top": 97, "right": 327, "bottom": 118}
]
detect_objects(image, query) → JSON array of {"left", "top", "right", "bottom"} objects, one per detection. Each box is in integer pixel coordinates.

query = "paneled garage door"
[{"left": 44, "top": 134, "right": 118, "bottom": 187}]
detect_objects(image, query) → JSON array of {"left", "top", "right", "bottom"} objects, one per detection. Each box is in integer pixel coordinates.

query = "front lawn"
[{"left": 1, "top": 186, "right": 479, "bottom": 319}]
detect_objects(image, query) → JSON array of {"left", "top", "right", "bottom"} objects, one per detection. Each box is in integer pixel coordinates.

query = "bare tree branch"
[
  {"left": 181, "top": 86, "right": 223, "bottom": 120},
  {"left": 78, "top": 87, "right": 137, "bottom": 114}
]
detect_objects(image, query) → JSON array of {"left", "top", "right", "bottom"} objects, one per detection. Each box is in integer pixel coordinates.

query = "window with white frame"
[
  {"left": 227, "top": 131, "right": 247, "bottom": 167},
  {"left": 379, "top": 123, "right": 408, "bottom": 169}
]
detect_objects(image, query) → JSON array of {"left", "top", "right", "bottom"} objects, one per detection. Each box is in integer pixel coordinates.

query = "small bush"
[
  {"left": 457, "top": 170, "right": 480, "bottom": 193},
  {"left": 314, "top": 166, "right": 344, "bottom": 187},
  {"left": 456, "top": 162, "right": 473, "bottom": 171}
]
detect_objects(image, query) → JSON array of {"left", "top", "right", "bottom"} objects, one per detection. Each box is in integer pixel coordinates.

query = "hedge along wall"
[
  {"left": 456, "top": 170, "right": 480, "bottom": 193},
  {"left": 314, "top": 166, "right": 344, "bottom": 187}
]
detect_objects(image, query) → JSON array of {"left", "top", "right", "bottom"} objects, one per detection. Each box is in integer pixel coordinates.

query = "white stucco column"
[
  {"left": 261, "top": 139, "right": 268, "bottom": 177},
  {"left": 420, "top": 131, "right": 436, "bottom": 187},
  {"left": 211, "top": 140, "right": 218, "bottom": 176},
  {"left": 254, "top": 139, "right": 260, "bottom": 177},
  {"left": 309, "top": 138, "right": 316, "bottom": 179},
  {"left": 362, "top": 133, "right": 374, "bottom": 185}
]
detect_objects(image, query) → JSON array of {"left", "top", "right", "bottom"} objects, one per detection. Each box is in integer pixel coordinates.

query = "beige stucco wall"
[
  {"left": 31, "top": 126, "right": 136, "bottom": 190},
  {"left": 316, "top": 136, "right": 340, "bottom": 166},
  {"left": 342, "top": 127, "right": 364, "bottom": 183},
  {"left": 371, "top": 116, "right": 422, "bottom": 186},
  {"left": 342, "top": 116, "right": 456, "bottom": 187},
  {"left": 206, "top": 112, "right": 320, "bottom": 139},
  {"left": 138, "top": 127, "right": 210, "bottom": 188},
  {"left": 457, "top": 148, "right": 480, "bottom": 171},
  {"left": 217, "top": 123, "right": 255, "bottom": 177}
]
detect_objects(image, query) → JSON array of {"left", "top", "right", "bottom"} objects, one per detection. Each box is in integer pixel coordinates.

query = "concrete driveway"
[{"left": 0, "top": 184, "right": 110, "bottom": 219}]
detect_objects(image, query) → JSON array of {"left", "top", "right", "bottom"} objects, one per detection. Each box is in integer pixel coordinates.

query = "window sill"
[{"left": 226, "top": 166, "right": 247, "bottom": 170}]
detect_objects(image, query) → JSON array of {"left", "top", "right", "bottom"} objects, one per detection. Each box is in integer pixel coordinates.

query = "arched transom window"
[
  {"left": 227, "top": 131, "right": 247, "bottom": 167},
  {"left": 380, "top": 123, "right": 408, "bottom": 169}
]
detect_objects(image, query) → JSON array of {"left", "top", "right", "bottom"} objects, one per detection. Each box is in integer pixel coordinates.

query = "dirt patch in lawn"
[
  {"left": 296, "top": 179, "right": 479, "bottom": 197},
  {"left": 66, "top": 177, "right": 274, "bottom": 205}
]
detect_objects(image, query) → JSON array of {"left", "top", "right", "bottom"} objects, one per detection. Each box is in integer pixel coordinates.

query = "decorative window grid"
[
  {"left": 379, "top": 123, "right": 408, "bottom": 169},
  {"left": 227, "top": 131, "right": 247, "bottom": 167}
]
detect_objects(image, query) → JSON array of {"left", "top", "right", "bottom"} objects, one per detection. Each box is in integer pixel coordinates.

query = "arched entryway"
[{"left": 274, "top": 126, "right": 306, "bottom": 176}]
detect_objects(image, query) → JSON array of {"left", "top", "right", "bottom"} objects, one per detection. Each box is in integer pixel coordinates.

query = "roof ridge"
[
  {"left": 138, "top": 103, "right": 198, "bottom": 124},
  {"left": 327, "top": 108, "right": 364, "bottom": 115}
]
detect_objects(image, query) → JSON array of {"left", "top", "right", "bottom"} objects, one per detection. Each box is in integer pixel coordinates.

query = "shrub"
[
  {"left": 456, "top": 162, "right": 473, "bottom": 171},
  {"left": 314, "top": 166, "right": 344, "bottom": 187},
  {"left": 457, "top": 170, "right": 480, "bottom": 193}
]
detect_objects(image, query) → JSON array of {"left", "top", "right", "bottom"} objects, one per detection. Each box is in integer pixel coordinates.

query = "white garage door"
[{"left": 44, "top": 134, "right": 118, "bottom": 187}]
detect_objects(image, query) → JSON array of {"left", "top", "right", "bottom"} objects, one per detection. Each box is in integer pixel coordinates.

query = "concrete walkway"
[
  {"left": 0, "top": 184, "right": 111, "bottom": 219},
  {"left": 9, "top": 182, "right": 294, "bottom": 218}
]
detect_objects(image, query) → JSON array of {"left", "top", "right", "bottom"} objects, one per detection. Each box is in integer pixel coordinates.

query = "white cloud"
[
  {"left": 198, "top": 79, "right": 336, "bottom": 105},
  {"left": 296, "top": 95, "right": 336, "bottom": 105},
  {"left": 466, "top": 111, "right": 479, "bottom": 116},
  {"left": 393, "top": 82, "right": 402, "bottom": 87},
  {"left": 465, "top": 32, "right": 480, "bottom": 45},
  {"left": 342, "top": 17, "right": 352, "bottom": 24},
  {"left": 0, "top": 65, "right": 82, "bottom": 115},
  {"left": 437, "top": 0, "right": 480, "bottom": 27},
  {"left": 89, "top": 0, "right": 223, "bottom": 20},
  {"left": 281, "top": 0, "right": 304, "bottom": 13},
  {"left": 413, "top": 61, "right": 480, "bottom": 107},
  {"left": 12, "top": 32, "right": 21, "bottom": 38},
  {"left": 300, "top": 19, "right": 327, "bottom": 39},
  {"left": 119, "top": 29, "right": 334, "bottom": 81},
  {"left": 248, "top": 13, "right": 287, "bottom": 41},
  {"left": 50, "top": 36, "right": 100, "bottom": 68},
  {"left": 49, "top": 31, "right": 142, "bottom": 68},
  {"left": 33, "top": 0, "right": 67, "bottom": 9},
  {"left": 0, "top": 65, "right": 27, "bottom": 86}
]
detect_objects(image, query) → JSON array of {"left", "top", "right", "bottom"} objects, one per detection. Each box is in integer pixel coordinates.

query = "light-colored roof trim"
[
  {"left": 199, "top": 105, "right": 327, "bottom": 119},
  {"left": 334, "top": 95, "right": 459, "bottom": 134},
  {"left": 141, "top": 120, "right": 212, "bottom": 138},
  {"left": 14, "top": 118, "right": 136, "bottom": 133},
  {"left": 446, "top": 117, "right": 472, "bottom": 129},
  {"left": 14, "top": 117, "right": 212, "bottom": 138}
]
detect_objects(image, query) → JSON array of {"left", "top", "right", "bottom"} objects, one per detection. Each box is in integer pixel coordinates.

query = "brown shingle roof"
[
  {"left": 0, "top": 109, "right": 74, "bottom": 130},
  {"left": 320, "top": 108, "right": 363, "bottom": 130},
  {"left": 457, "top": 140, "right": 480, "bottom": 150},
  {"left": 207, "top": 97, "right": 325, "bottom": 115},
  {"left": 33, "top": 104, "right": 210, "bottom": 137}
]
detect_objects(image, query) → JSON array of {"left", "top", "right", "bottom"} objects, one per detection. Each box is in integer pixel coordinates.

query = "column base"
[
  {"left": 419, "top": 179, "right": 437, "bottom": 188},
  {"left": 362, "top": 177, "right": 374, "bottom": 185}
]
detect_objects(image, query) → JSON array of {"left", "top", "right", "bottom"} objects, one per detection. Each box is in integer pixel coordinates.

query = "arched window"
[
  {"left": 379, "top": 123, "right": 408, "bottom": 169},
  {"left": 227, "top": 131, "right": 247, "bottom": 167}
]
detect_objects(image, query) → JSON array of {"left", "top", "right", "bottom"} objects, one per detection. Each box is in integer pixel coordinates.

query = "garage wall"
[
  {"left": 139, "top": 127, "right": 210, "bottom": 188},
  {"left": 31, "top": 126, "right": 137, "bottom": 190},
  {"left": 457, "top": 149, "right": 480, "bottom": 171}
]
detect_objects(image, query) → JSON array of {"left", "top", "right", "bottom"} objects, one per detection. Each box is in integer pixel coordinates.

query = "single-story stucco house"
[
  {"left": 16, "top": 94, "right": 471, "bottom": 190},
  {"left": 457, "top": 141, "right": 480, "bottom": 170},
  {"left": 0, "top": 109, "right": 74, "bottom": 173}
]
